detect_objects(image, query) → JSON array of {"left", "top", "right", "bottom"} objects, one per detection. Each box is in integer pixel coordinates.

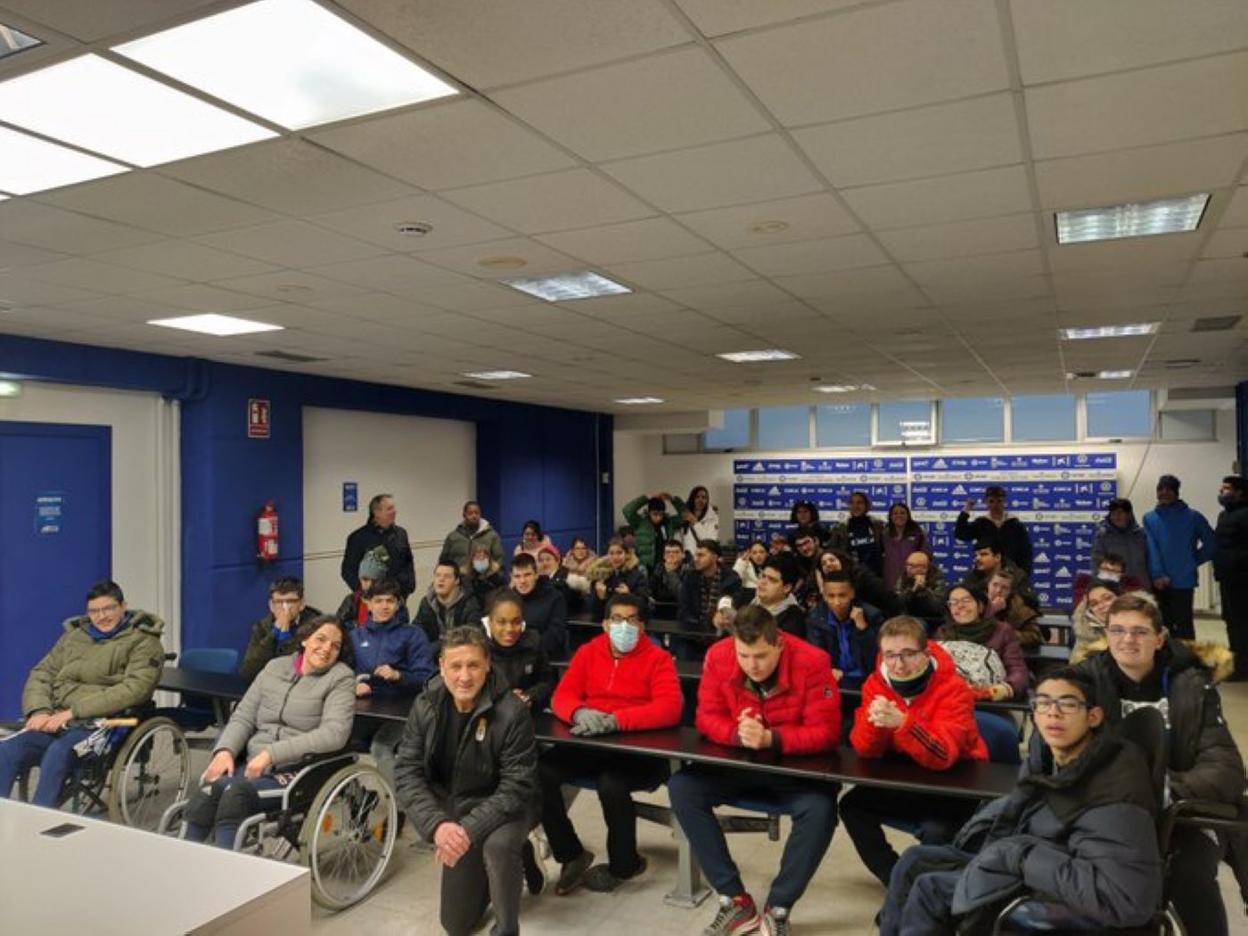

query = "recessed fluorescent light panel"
[
  {"left": 1060, "top": 323, "right": 1159, "bottom": 341},
  {"left": 814, "top": 384, "right": 874, "bottom": 393},
  {"left": 503, "top": 271, "right": 631, "bottom": 302},
  {"left": 1096, "top": 370, "right": 1133, "bottom": 379},
  {"left": 463, "top": 370, "right": 531, "bottom": 381},
  {"left": 148, "top": 313, "right": 284, "bottom": 336},
  {"left": 615, "top": 397, "right": 664, "bottom": 405},
  {"left": 1055, "top": 193, "right": 1209, "bottom": 244},
  {"left": 115, "top": 0, "right": 458, "bottom": 130},
  {"left": 0, "top": 22, "right": 42, "bottom": 61},
  {"left": 0, "top": 125, "right": 126, "bottom": 194},
  {"left": 717, "top": 349, "right": 800, "bottom": 363},
  {"left": 0, "top": 55, "right": 275, "bottom": 168}
]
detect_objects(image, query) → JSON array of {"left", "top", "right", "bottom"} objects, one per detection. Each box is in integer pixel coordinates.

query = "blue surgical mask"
[
  {"left": 473, "top": 558, "right": 489, "bottom": 573},
  {"left": 608, "top": 620, "right": 641, "bottom": 654}
]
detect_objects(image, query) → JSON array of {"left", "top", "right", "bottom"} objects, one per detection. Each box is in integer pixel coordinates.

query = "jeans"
[
  {"left": 0, "top": 727, "right": 94, "bottom": 807},
  {"left": 879, "top": 844, "right": 972, "bottom": 936},
  {"left": 668, "top": 765, "right": 839, "bottom": 909},
  {"left": 183, "top": 770, "right": 290, "bottom": 848},
  {"left": 440, "top": 816, "right": 528, "bottom": 936},
  {"left": 839, "top": 786, "right": 977, "bottom": 885}
]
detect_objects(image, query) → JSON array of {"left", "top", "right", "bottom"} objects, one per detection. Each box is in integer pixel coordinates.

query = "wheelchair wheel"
[
  {"left": 107, "top": 717, "right": 191, "bottom": 831},
  {"left": 298, "top": 761, "right": 397, "bottom": 910}
]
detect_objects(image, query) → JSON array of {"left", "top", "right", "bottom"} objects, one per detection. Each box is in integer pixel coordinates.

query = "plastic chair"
[{"left": 170, "top": 647, "right": 239, "bottom": 731}]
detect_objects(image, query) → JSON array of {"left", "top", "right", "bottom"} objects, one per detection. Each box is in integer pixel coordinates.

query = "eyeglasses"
[
  {"left": 947, "top": 597, "right": 977, "bottom": 608},
  {"left": 86, "top": 603, "right": 121, "bottom": 617},
  {"left": 608, "top": 615, "right": 640, "bottom": 627},
  {"left": 881, "top": 649, "right": 925, "bottom": 664},
  {"left": 270, "top": 598, "right": 301, "bottom": 606},
  {"left": 1106, "top": 626, "right": 1156, "bottom": 640},
  {"left": 1030, "top": 696, "right": 1089, "bottom": 715}
]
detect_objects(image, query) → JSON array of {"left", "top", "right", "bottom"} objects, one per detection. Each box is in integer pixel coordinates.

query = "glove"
[{"left": 570, "top": 708, "right": 615, "bottom": 736}]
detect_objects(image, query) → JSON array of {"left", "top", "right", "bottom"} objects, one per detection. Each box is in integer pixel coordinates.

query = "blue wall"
[{"left": 0, "top": 335, "right": 612, "bottom": 654}]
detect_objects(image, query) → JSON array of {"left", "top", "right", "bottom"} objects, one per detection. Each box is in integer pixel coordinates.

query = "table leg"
[{"left": 663, "top": 757, "right": 711, "bottom": 908}]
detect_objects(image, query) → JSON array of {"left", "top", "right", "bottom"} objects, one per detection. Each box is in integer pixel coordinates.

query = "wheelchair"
[
  {"left": 6, "top": 711, "right": 192, "bottom": 832},
  {"left": 160, "top": 751, "right": 399, "bottom": 910}
]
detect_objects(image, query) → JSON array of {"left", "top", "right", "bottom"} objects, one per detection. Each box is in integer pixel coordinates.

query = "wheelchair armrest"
[
  {"left": 279, "top": 750, "right": 358, "bottom": 810},
  {"left": 1161, "top": 798, "right": 1246, "bottom": 851}
]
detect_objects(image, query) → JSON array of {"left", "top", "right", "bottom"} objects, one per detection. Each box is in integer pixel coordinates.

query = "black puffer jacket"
[
  {"left": 488, "top": 629, "right": 556, "bottom": 711},
  {"left": 519, "top": 577, "right": 568, "bottom": 658},
  {"left": 393, "top": 673, "right": 538, "bottom": 845},
  {"left": 341, "top": 521, "right": 416, "bottom": 597},
  {"left": 1214, "top": 501, "right": 1248, "bottom": 582}
]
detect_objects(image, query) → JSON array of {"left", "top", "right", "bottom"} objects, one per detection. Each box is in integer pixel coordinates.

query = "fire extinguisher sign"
[{"left": 247, "top": 399, "right": 271, "bottom": 439}]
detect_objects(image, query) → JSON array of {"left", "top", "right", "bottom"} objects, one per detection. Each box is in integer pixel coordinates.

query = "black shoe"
[
  {"left": 555, "top": 848, "right": 594, "bottom": 895},
  {"left": 584, "top": 855, "right": 647, "bottom": 893},
  {"left": 522, "top": 838, "right": 546, "bottom": 895}
]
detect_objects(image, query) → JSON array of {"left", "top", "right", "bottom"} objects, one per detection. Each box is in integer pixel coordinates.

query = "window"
[
  {"left": 942, "top": 397, "right": 1004, "bottom": 443},
  {"left": 1086, "top": 390, "right": 1152, "bottom": 438},
  {"left": 816, "top": 403, "right": 872, "bottom": 448},
  {"left": 877, "top": 400, "right": 933, "bottom": 444},
  {"left": 703, "top": 408, "right": 750, "bottom": 450},
  {"left": 1159, "top": 409, "right": 1215, "bottom": 441},
  {"left": 758, "top": 405, "right": 810, "bottom": 449},
  {"left": 1011, "top": 394, "right": 1077, "bottom": 441}
]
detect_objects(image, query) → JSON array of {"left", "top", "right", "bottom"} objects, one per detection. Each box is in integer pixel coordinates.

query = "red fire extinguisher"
[{"left": 257, "top": 500, "right": 279, "bottom": 563}]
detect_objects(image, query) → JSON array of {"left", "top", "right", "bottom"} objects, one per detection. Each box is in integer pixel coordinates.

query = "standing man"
[
  {"left": 441, "top": 500, "right": 504, "bottom": 571},
  {"left": 341, "top": 493, "right": 417, "bottom": 601},
  {"left": 669, "top": 606, "right": 841, "bottom": 936},
  {"left": 955, "top": 485, "right": 1033, "bottom": 575},
  {"left": 845, "top": 491, "right": 886, "bottom": 577},
  {"left": 622, "top": 491, "right": 686, "bottom": 571},
  {"left": 1143, "top": 474, "right": 1215, "bottom": 639},
  {"left": 1215, "top": 476, "right": 1248, "bottom": 681},
  {"left": 240, "top": 577, "right": 322, "bottom": 680},
  {"left": 394, "top": 626, "right": 538, "bottom": 936}
]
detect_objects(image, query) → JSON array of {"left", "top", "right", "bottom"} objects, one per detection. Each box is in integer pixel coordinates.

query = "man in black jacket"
[
  {"left": 1074, "top": 592, "right": 1246, "bottom": 936},
  {"left": 955, "top": 486, "right": 1033, "bottom": 575},
  {"left": 1216, "top": 475, "right": 1248, "bottom": 680},
  {"left": 679, "top": 540, "right": 741, "bottom": 631},
  {"left": 510, "top": 553, "right": 568, "bottom": 659},
  {"left": 413, "top": 559, "right": 482, "bottom": 645},
  {"left": 340, "top": 493, "right": 416, "bottom": 600},
  {"left": 393, "top": 626, "right": 538, "bottom": 936},
  {"left": 751, "top": 555, "right": 808, "bottom": 639}
]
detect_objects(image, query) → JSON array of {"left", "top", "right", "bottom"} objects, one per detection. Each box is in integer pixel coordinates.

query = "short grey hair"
[{"left": 440, "top": 625, "right": 491, "bottom": 658}]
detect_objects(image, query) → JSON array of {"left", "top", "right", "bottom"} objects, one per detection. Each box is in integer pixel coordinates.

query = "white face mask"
[
  {"left": 473, "top": 558, "right": 489, "bottom": 573},
  {"left": 607, "top": 620, "right": 641, "bottom": 654},
  {"left": 1098, "top": 570, "right": 1121, "bottom": 583}
]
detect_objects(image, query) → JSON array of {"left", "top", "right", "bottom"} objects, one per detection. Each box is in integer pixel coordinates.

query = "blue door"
[{"left": 0, "top": 421, "right": 111, "bottom": 718}]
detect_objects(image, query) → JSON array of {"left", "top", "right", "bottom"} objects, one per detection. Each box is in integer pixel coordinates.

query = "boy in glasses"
[
  {"left": 880, "top": 667, "right": 1162, "bottom": 935},
  {"left": 1073, "top": 592, "right": 1245, "bottom": 936},
  {"left": 840, "top": 616, "right": 988, "bottom": 886}
]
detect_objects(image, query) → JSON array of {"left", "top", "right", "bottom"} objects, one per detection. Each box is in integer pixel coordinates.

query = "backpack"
[{"left": 937, "top": 640, "right": 1006, "bottom": 688}]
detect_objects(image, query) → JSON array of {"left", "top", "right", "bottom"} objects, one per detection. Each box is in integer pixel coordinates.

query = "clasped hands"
[{"left": 570, "top": 707, "right": 618, "bottom": 736}]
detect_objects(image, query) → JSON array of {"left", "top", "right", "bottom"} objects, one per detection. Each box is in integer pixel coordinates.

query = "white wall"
[
  {"left": 0, "top": 381, "right": 180, "bottom": 643},
  {"left": 301, "top": 407, "right": 475, "bottom": 610}
]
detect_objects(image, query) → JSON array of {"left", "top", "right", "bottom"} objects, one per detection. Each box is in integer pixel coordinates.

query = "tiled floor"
[{"left": 310, "top": 618, "right": 1248, "bottom": 935}]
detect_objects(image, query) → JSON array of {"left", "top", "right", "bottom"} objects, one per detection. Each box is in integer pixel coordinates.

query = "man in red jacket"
[
  {"left": 668, "top": 605, "right": 841, "bottom": 936},
  {"left": 839, "top": 616, "right": 988, "bottom": 886},
  {"left": 538, "top": 593, "right": 682, "bottom": 895}
]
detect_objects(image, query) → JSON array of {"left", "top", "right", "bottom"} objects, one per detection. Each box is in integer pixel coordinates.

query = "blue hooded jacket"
[
  {"left": 1142, "top": 500, "right": 1215, "bottom": 589},
  {"left": 349, "top": 615, "right": 435, "bottom": 698}
]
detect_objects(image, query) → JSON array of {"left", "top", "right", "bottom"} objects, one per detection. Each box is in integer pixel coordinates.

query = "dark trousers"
[
  {"left": 1156, "top": 586, "right": 1196, "bottom": 640},
  {"left": 879, "top": 844, "right": 972, "bottom": 936},
  {"left": 1170, "top": 824, "right": 1228, "bottom": 936},
  {"left": 0, "top": 727, "right": 93, "bottom": 807},
  {"left": 184, "top": 771, "right": 289, "bottom": 848},
  {"left": 839, "top": 786, "right": 978, "bottom": 885},
  {"left": 668, "top": 765, "right": 839, "bottom": 910},
  {"left": 1222, "top": 581, "right": 1248, "bottom": 679},
  {"left": 538, "top": 747, "right": 668, "bottom": 877},
  {"left": 440, "top": 815, "right": 527, "bottom": 936}
]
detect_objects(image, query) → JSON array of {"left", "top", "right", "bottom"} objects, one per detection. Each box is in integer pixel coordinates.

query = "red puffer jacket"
[
  {"left": 697, "top": 632, "right": 840, "bottom": 755},
  {"left": 551, "top": 633, "right": 682, "bottom": 732},
  {"left": 850, "top": 642, "right": 988, "bottom": 770}
]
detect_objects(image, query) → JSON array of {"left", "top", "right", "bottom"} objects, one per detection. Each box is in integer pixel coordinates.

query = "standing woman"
[
  {"left": 679, "top": 485, "right": 719, "bottom": 558},
  {"left": 513, "top": 520, "right": 554, "bottom": 559},
  {"left": 882, "top": 502, "right": 931, "bottom": 590}
]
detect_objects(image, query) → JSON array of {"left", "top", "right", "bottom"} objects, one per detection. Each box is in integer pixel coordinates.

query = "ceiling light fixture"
[
  {"left": 814, "top": 383, "right": 874, "bottom": 393},
  {"left": 503, "top": 271, "right": 630, "bottom": 302},
  {"left": 1059, "top": 322, "right": 1159, "bottom": 340},
  {"left": 0, "top": 125, "right": 126, "bottom": 194},
  {"left": 615, "top": 397, "right": 664, "bottom": 405},
  {"left": 394, "top": 221, "right": 433, "bottom": 237},
  {"left": 0, "top": 22, "right": 41, "bottom": 61},
  {"left": 462, "top": 370, "right": 531, "bottom": 380},
  {"left": 0, "top": 379, "right": 21, "bottom": 398},
  {"left": 115, "top": 0, "right": 458, "bottom": 130},
  {"left": 1096, "top": 369, "right": 1133, "bottom": 379},
  {"left": 1055, "top": 193, "right": 1209, "bottom": 244},
  {"left": 717, "top": 349, "right": 800, "bottom": 363},
  {"left": 147, "top": 313, "right": 284, "bottom": 336}
]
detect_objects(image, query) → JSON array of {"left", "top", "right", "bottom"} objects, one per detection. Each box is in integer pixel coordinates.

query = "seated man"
[
  {"left": 752, "top": 555, "right": 808, "bottom": 639},
  {"left": 394, "top": 626, "right": 538, "bottom": 936},
  {"left": 839, "top": 616, "right": 987, "bottom": 885},
  {"left": 649, "top": 538, "right": 687, "bottom": 608},
  {"left": 414, "top": 559, "right": 482, "bottom": 645},
  {"left": 538, "top": 594, "right": 681, "bottom": 894},
  {"left": 335, "top": 553, "right": 386, "bottom": 627},
  {"left": 1, "top": 580, "right": 165, "bottom": 806},
  {"left": 806, "top": 569, "right": 882, "bottom": 690},
  {"left": 895, "top": 551, "right": 948, "bottom": 627},
  {"left": 880, "top": 668, "right": 1162, "bottom": 936},
  {"left": 669, "top": 606, "right": 840, "bottom": 936},
  {"left": 986, "top": 565, "right": 1043, "bottom": 649},
  {"left": 678, "top": 539, "right": 742, "bottom": 632},
  {"left": 241, "top": 576, "right": 323, "bottom": 680},
  {"left": 790, "top": 529, "right": 822, "bottom": 609},
  {"left": 1074, "top": 593, "right": 1246, "bottom": 936},
  {"left": 959, "top": 539, "right": 1006, "bottom": 592},
  {"left": 510, "top": 553, "right": 568, "bottom": 658}
]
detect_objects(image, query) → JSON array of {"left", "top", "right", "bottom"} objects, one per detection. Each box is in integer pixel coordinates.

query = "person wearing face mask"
[
  {"left": 441, "top": 500, "right": 504, "bottom": 571},
  {"left": 1071, "top": 551, "right": 1144, "bottom": 608},
  {"left": 1090, "top": 497, "right": 1150, "bottom": 587},
  {"left": 1068, "top": 579, "right": 1121, "bottom": 664},
  {"left": 537, "top": 594, "right": 681, "bottom": 896},
  {"left": 1143, "top": 474, "right": 1216, "bottom": 640},
  {"left": 464, "top": 545, "right": 507, "bottom": 606},
  {"left": 1214, "top": 476, "right": 1248, "bottom": 681}
]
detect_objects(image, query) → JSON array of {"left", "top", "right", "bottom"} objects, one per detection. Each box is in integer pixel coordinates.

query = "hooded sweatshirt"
[
  {"left": 1142, "top": 499, "right": 1215, "bottom": 588},
  {"left": 349, "top": 615, "right": 435, "bottom": 698},
  {"left": 752, "top": 592, "right": 808, "bottom": 641},
  {"left": 413, "top": 585, "right": 482, "bottom": 644}
]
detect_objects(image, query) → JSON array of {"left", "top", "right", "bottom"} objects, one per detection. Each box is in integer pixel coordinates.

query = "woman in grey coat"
[{"left": 184, "top": 616, "right": 356, "bottom": 848}]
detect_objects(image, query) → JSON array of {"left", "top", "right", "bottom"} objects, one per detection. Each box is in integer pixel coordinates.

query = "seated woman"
[
  {"left": 1069, "top": 578, "right": 1121, "bottom": 663},
  {"left": 513, "top": 520, "right": 554, "bottom": 559},
  {"left": 587, "top": 537, "right": 651, "bottom": 618},
  {"left": 184, "top": 616, "right": 355, "bottom": 848},
  {"left": 935, "top": 584, "right": 1027, "bottom": 701},
  {"left": 732, "top": 539, "right": 768, "bottom": 603}
]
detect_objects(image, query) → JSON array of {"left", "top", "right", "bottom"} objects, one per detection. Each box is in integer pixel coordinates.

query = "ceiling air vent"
[
  {"left": 453, "top": 380, "right": 497, "bottom": 390},
  {"left": 1191, "top": 315, "right": 1241, "bottom": 332},
  {"left": 255, "top": 350, "right": 328, "bottom": 363}
]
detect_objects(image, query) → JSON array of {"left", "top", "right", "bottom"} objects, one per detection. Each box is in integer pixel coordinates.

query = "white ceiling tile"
[
  {"left": 565, "top": 292, "right": 686, "bottom": 318},
  {"left": 606, "top": 251, "right": 755, "bottom": 290},
  {"left": 311, "top": 254, "right": 471, "bottom": 294},
  {"left": 794, "top": 94, "right": 1023, "bottom": 187},
  {"left": 0, "top": 273, "right": 102, "bottom": 307},
  {"left": 842, "top": 165, "right": 1034, "bottom": 230},
  {"left": 1216, "top": 186, "right": 1248, "bottom": 228},
  {"left": 0, "top": 200, "right": 164, "bottom": 253},
  {"left": 1189, "top": 257, "right": 1248, "bottom": 285},
  {"left": 536, "top": 217, "right": 712, "bottom": 265},
  {"left": 601, "top": 134, "right": 822, "bottom": 213},
  {"left": 1027, "top": 53, "right": 1248, "bottom": 159},
  {"left": 905, "top": 249, "right": 1045, "bottom": 285},
  {"left": 493, "top": 47, "right": 768, "bottom": 161},
  {"left": 25, "top": 257, "right": 185, "bottom": 295},
  {"left": 1048, "top": 234, "right": 1202, "bottom": 274},
  {"left": 877, "top": 214, "right": 1038, "bottom": 262},
  {"left": 93, "top": 241, "right": 279, "bottom": 282},
  {"left": 309, "top": 99, "right": 576, "bottom": 191},
  {"left": 0, "top": 238, "right": 67, "bottom": 268},
  {"left": 675, "top": 0, "right": 862, "bottom": 37},
  {"left": 716, "top": 0, "right": 1009, "bottom": 125},
  {"left": 0, "top": 305, "right": 112, "bottom": 331},
  {"left": 194, "top": 220, "right": 388, "bottom": 268},
  {"left": 417, "top": 280, "right": 543, "bottom": 312},
  {"left": 732, "top": 233, "right": 890, "bottom": 276},
  {"left": 127, "top": 283, "right": 283, "bottom": 314},
  {"left": 311, "top": 194, "right": 513, "bottom": 252},
  {"left": 440, "top": 168, "right": 654, "bottom": 234},
  {"left": 768, "top": 263, "right": 914, "bottom": 299},
  {"left": 675, "top": 193, "right": 860, "bottom": 250},
  {"left": 0, "top": 0, "right": 223, "bottom": 42},
  {"left": 1011, "top": 0, "right": 1248, "bottom": 85},
  {"left": 163, "top": 140, "right": 416, "bottom": 216},
  {"left": 417, "top": 237, "right": 582, "bottom": 278},
  {"left": 1202, "top": 228, "right": 1248, "bottom": 259},
  {"left": 341, "top": 0, "right": 691, "bottom": 88},
  {"left": 659, "top": 278, "right": 796, "bottom": 310},
  {"left": 702, "top": 299, "right": 824, "bottom": 326},
  {"left": 208, "top": 270, "right": 373, "bottom": 306}
]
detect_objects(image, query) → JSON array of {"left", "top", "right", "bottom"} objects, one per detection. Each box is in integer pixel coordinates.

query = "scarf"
[
  {"left": 947, "top": 616, "right": 997, "bottom": 646},
  {"left": 885, "top": 658, "right": 935, "bottom": 699}
]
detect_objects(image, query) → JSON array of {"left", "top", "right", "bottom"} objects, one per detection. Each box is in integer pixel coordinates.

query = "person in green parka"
[{"left": 621, "top": 491, "right": 686, "bottom": 571}]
